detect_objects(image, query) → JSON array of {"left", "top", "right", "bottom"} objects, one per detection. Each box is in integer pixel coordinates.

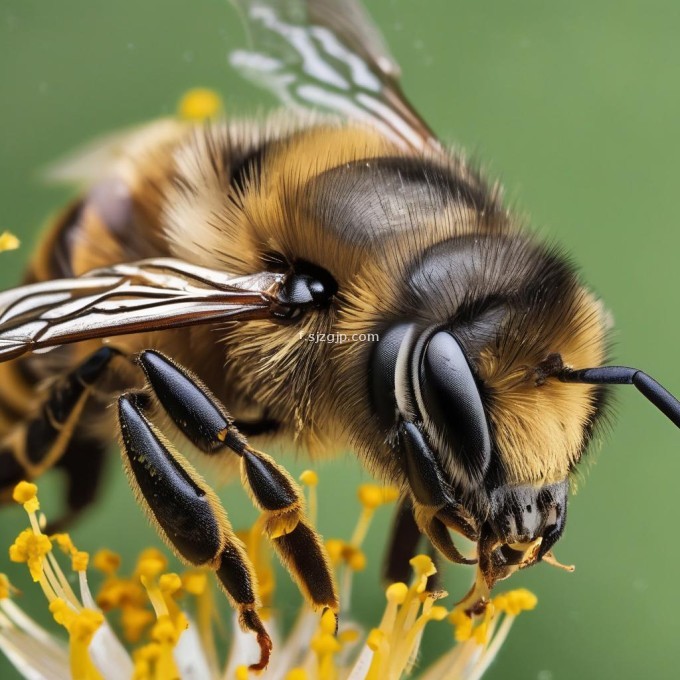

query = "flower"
[
  {"left": 0, "top": 477, "right": 536, "bottom": 680},
  {"left": 0, "top": 232, "right": 20, "bottom": 252},
  {"left": 177, "top": 88, "right": 224, "bottom": 121}
]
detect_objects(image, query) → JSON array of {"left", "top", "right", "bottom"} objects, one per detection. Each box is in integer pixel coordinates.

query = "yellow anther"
[
  {"left": 493, "top": 588, "right": 538, "bottom": 616},
  {"left": 150, "top": 614, "right": 186, "bottom": 680},
  {"left": 52, "top": 606, "right": 106, "bottom": 680},
  {"left": 181, "top": 570, "right": 207, "bottom": 596},
  {"left": 325, "top": 538, "right": 345, "bottom": 564},
  {"left": 427, "top": 605, "right": 449, "bottom": 622},
  {"left": 25, "top": 497, "right": 40, "bottom": 514},
  {"left": 152, "top": 615, "right": 179, "bottom": 645},
  {"left": 311, "top": 632, "right": 341, "bottom": 655},
  {"left": 132, "top": 658, "right": 152, "bottom": 680},
  {"left": 0, "top": 574, "right": 10, "bottom": 599},
  {"left": 449, "top": 608, "right": 473, "bottom": 642},
  {"left": 178, "top": 88, "right": 223, "bottom": 120},
  {"left": 386, "top": 582, "right": 409, "bottom": 605},
  {"left": 72, "top": 551, "right": 90, "bottom": 573},
  {"left": 93, "top": 549, "right": 121, "bottom": 575},
  {"left": 338, "top": 628, "right": 360, "bottom": 644},
  {"left": 136, "top": 548, "right": 168, "bottom": 579},
  {"left": 159, "top": 573, "right": 182, "bottom": 596},
  {"left": 9, "top": 528, "right": 52, "bottom": 581},
  {"left": 366, "top": 628, "right": 385, "bottom": 651},
  {"left": 409, "top": 554, "right": 436, "bottom": 578},
  {"left": 49, "top": 598, "right": 76, "bottom": 628},
  {"left": 357, "top": 484, "right": 399, "bottom": 510},
  {"left": 285, "top": 669, "right": 308, "bottom": 680},
  {"left": 344, "top": 546, "right": 366, "bottom": 571},
  {"left": 132, "top": 643, "right": 160, "bottom": 680},
  {"left": 121, "top": 605, "right": 154, "bottom": 643},
  {"left": 0, "top": 231, "right": 20, "bottom": 252},
  {"left": 409, "top": 554, "right": 437, "bottom": 593},
  {"left": 300, "top": 469, "right": 319, "bottom": 486},
  {"left": 320, "top": 608, "right": 337, "bottom": 635},
  {"left": 472, "top": 604, "right": 494, "bottom": 645},
  {"left": 70, "top": 609, "right": 104, "bottom": 642},
  {"left": 134, "top": 642, "right": 161, "bottom": 662},
  {"left": 235, "top": 665, "right": 250, "bottom": 680},
  {"left": 473, "top": 622, "right": 487, "bottom": 644},
  {"left": 97, "top": 577, "right": 146, "bottom": 611},
  {"left": 52, "top": 533, "right": 76, "bottom": 555},
  {"left": 12, "top": 481, "right": 39, "bottom": 513}
]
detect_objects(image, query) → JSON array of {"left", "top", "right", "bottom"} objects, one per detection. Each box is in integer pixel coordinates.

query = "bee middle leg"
[
  {"left": 117, "top": 392, "right": 272, "bottom": 670},
  {"left": 116, "top": 350, "right": 338, "bottom": 666}
]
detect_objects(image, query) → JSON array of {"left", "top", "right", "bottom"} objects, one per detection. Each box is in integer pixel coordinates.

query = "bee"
[{"left": 1, "top": 0, "right": 679, "bottom": 669}]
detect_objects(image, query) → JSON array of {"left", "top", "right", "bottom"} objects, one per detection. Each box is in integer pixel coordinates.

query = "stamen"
[
  {"left": 9, "top": 529, "right": 52, "bottom": 583},
  {"left": 0, "top": 575, "right": 10, "bottom": 601},
  {"left": 93, "top": 550, "right": 121, "bottom": 576},
  {"left": 300, "top": 470, "right": 319, "bottom": 525},
  {"left": 49, "top": 599, "right": 104, "bottom": 680},
  {"left": 178, "top": 88, "right": 224, "bottom": 121},
  {"left": 1, "top": 475, "right": 538, "bottom": 680},
  {"left": 311, "top": 608, "right": 341, "bottom": 680},
  {"left": 0, "top": 231, "right": 20, "bottom": 252},
  {"left": 285, "top": 669, "right": 309, "bottom": 680},
  {"left": 352, "top": 485, "right": 398, "bottom": 547},
  {"left": 150, "top": 615, "right": 184, "bottom": 680}
]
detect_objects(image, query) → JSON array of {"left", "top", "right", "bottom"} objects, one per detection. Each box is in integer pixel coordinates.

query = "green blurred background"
[{"left": 2, "top": 1, "right": 680, "bottom": 678}]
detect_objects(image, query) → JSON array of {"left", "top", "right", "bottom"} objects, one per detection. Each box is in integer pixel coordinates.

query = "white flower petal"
[
  {"left": 265, "top": 609, "right": 317, "bottom": 680},
  {"left": 0, "top": 620, "right": 69, "bottom": 680},
  {"left": 77, "top": 571, "right": 134, "bottom": 680},
  {"left": 347, "top": 644, "right": 374, "bottom": 680},
  {"left": 175, "top": 618, "right": 214, "bottom": 680},
  {"left": 1, "top": 600, "right": 66, "bottom": 659}
]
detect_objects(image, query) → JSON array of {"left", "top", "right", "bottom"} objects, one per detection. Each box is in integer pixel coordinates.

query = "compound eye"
[{"left": 420, "top": 331, "right": 491, "bottom": 484}]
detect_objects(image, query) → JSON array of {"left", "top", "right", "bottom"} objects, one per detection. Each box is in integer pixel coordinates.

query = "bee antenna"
[{"left": 558, "top": 366, "right": 680, "bottom": 429}]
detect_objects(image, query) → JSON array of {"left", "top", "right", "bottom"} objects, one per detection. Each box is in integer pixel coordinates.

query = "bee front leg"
[
  {"left": 400, "top": 421, "right": 477, "bottom": 566},
  {"left": 134, "top": 349, "right": 338, "bottom": 612},
  {"left": 117, "top": 393, "right": 272, "bottom": 671}
]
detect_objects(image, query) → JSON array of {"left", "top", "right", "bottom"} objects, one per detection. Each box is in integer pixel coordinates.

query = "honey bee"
[{"left": 1, "top": 0, "right": 679, "bottom": 670}]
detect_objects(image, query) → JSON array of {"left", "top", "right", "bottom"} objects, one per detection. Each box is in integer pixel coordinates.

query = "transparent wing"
[
  {"left": 42, "top": 119, "right": 184, "bottom": 187},
  {"left": 0, "top": 259, "right": 282, "bottom": 363},
  {"left": 230, "top": 0, "right": 439, "bottom": 151}
]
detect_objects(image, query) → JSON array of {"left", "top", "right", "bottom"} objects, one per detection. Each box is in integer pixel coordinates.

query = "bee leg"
[
  {"left": 117, "top": 393, "right": 272, "bottom": 671},
  {"left": 135, "top": 349, "right": 338, "bottom": 614},
  {"left": 400, "top": 421, "right": 477, "bottom": 566},
  {"left": 383, "top": 498, "right": 423, "bottom": 583},
  {"left": 0, "top": 347, "right": 121, "bottom": 502},
  {"left": 382, "top": 497, "right": 442, "bottom": 589},
  {"left": 46, "top": 435, "right": 109, "bottom": 532}
]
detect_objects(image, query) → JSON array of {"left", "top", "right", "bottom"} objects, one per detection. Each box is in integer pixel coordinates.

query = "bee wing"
[
  {"left": 0, "top": 259, "right": 282, "bottom": 363},
  {"left": 230, "top": 0, "right": 438, "bottom": 151},
  {"left": 42, "top": 119, "right": 184, "bottom": 187}
]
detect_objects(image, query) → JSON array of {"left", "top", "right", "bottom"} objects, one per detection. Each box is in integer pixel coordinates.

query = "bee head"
[
  {"left": 369, "top": 317, "right": 583, "bottom": 594},
  {"left": 367, "top": 240, "right": 608, "bottom": 576}
]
